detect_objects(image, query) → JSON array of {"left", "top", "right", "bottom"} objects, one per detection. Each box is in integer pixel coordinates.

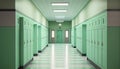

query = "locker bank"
[{"left": 0, "top": 0, "right": 120, "bottom": 69}]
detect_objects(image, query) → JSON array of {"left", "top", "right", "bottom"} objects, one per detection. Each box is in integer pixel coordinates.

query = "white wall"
[
  {"left": 16, "top": 0, "right": 48, "bottom": 26},
  {"left": 72, "top": 0, "right": 107, "bottom": 26}
]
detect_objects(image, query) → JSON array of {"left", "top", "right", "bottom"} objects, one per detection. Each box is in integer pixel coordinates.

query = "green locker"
[
  {"left": 33, "top": 24, "right": 38, "bottom": 55},
  {"left": 75, "top": 24, "right": 87, "bottom": 55},
  {"left": 16, "top": 12, "right": 48, "bottom": 68},
  {"left": 94, "top": 29, "right": 97, "bottom": 64},
  {"left": 102, "top": 22, "right": 107, "bottom": 69},
  {"left": 19, "top": 17, "right": 32, "bottom": 66},
  {"left": 38, "top": 25, "right": 41, "bottom": 52},
  {"left": 85, "top": 12, "right": 107, "bottom": 69},
  {"left": 30, "top": 22, "right": 33, "bottom": 58},
  {"left": 41, "top": 25, "right": 48, "bottom": 50},
  {"left": 82, "top": 24, "right": 87, "bottom": 55},
  {"left": 87, "top": 27, "right": 90, "bottom": 58},
  {"left": 89, "top": 26, "right": 92, "bottom": 59},
  {"left": 73, "top": 11, "right": 120, "bottom": 69},
  {"left": 74, "top": 28, "right": 76, "bottom": 47}
]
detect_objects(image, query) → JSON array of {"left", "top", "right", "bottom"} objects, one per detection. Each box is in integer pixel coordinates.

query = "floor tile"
[{"left": 25, "top": 44, "right": 95, "bottom": 69}]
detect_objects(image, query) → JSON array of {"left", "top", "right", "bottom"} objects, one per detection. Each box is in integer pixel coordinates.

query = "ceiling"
[{"left": 31, "top": 0, "right": 90, "bottom": 21}]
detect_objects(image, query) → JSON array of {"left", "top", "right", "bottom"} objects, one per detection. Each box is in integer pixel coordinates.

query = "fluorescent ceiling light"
[
  {"left": 52, "top": 2, "right": 69, "bottom": 6},
  {"left": 56, "top": 20, "right": 64, "bottom": 23},
  {"left": 53, "top": 10, "right": 67, "bottom": 12},
  {"left": 55, "top": 16, "right": 65, "bottom": 19}
]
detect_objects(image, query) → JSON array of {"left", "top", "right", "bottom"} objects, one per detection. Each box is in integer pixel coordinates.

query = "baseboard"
[
  {"left": 73, "top": 46, "right": 76, "bottom": 48},
  {"left": 38, "top": 50, "right": 42, "bottom": 53},
  {"left": 87, "top": 58, "right": 101, "bottom": 69},
  {"left": 77, "top": 49, "right": 86, "bottom": 56},
  {"left": 33, "top": 53, "right": 38, "bottom": 56},
  {"left": 71, "top": 45, "right": 76, "bottom": 48},
  {"left": 39, "top": 44, "right": 48, "bottom": 53},
  {"left": 18, "top": 58, "right": 33, "bottom": 69},
  {"left": 46, "top": 44, "right": 48, "bottom": 47}
]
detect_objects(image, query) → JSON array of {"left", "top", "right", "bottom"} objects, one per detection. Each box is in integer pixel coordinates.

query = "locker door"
[
  {"left": 82, "top": 24, "right": 87, "bottom": 54},
  {"left": 33, "top": 24, "right": 38, "bottom": 55},
  {"left": 19, "top": 17, "right": 23, "bottom": 65},
  {"left": 74, "top": 28, "right": 76, "bottom": 47},
  {"left": 25, "top": 20, "right": 28, "bottom": 64},
  {"left": 27, "top": 22, "right": 30, "bottom": 62},
  {"left": 91, "top": 24, "right": 94, "bottom": 61},
  {"left": 86, "top": 23, "right": 89, "bottom": 58},
  {"left": 86, "top": 27, "right": 88, "bottom": 56},
  {"left": 90, "top": 24, "right": 92, "bottom": 60},
  {"left": 19, "top": 17, "right": 27, "bottom": 65},
  {"left": 87, "top": 30, "right": 90, "bottom": 58},
  {"left": 38, "top": 26, "right": 41, "bottom": 51},
  {"left": 102, "top": 18, "right": 107, "bottom": 69},
  {"left": 94, "top": 23, "right": 97, "bottom": 64},
  {"left": 93, "top": 22, "right": 95, "bottom": 62},
  {"left": 97, "top": 20, "right": 100, "bottom": 64},
  {"left": 30, "top": 24, "right": 33, "bottom": 58},
  {"left": 94, "top": 29, "right": 97, "bottom": 64}
]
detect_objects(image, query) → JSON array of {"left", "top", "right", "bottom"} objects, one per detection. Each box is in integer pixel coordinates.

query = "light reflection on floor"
[{"left": 25, "top": 44, "right": 95, "bottom": 69}]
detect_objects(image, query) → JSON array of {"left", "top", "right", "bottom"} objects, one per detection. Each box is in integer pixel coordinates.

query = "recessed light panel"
[
  {"left": 52, "top": 2, "right": 69, "bottom": 6},
  {"left": 55, "top": 16, "right": 65, "bottom": 19},
  {"left": 53, "top": 10, "right": 67, "bottom": 12},
  {"left": 56, "top": 20, "right": 64, "bottom": 23}
]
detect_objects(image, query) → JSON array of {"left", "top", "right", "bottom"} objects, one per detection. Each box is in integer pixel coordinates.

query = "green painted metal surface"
[
  {"left": 41, "top": 25, "right": 48, "bottom": 50},
  {"left": 16, "top": 12, "right": 48, "bottom": 67},
  {"left": 71, "top": 27, "right": 75, "bottom": 46},
  {"left": 33, "top": 24, "right": 38, "bottom": 54},
  {"left": 75, "top": 24, "right": 86, "bottom": 55},
  {"left": 19, "top": 17, "right": 33, "bottom": 66},
  {"left": 86, "top": 11, "right": 107, "bottom": 69},
  {"left": 82, "top": 24, "right": 87, "bottom": 54},
  {"left": 73, "top": 11, "right": 120, "bottom": 69},
  {"left": 56, "top": 30, "right": 63, "bottom": 43},
  {"left": 38, "top": 25, "right": 41, "bottom": 51}
]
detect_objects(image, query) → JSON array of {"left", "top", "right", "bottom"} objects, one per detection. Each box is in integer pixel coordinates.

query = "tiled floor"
[{"left": 25, "top": 44, "right": 95, "bottom": 69}]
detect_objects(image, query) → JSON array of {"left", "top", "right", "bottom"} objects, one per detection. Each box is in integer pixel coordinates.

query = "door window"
[
  {"left": 51, "top": 30, "right": 55, "bottom": 38},
  {"left": 65, "top": 30, "right": 69, "bottom": 38}
]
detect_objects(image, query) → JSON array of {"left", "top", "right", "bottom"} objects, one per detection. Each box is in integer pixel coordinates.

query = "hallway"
[
  {"left": 25, "top": 44, "right": 95, "bottom": 69},
  {"left": 0, "top": 0, "right": 120, "bottom": 69}
]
